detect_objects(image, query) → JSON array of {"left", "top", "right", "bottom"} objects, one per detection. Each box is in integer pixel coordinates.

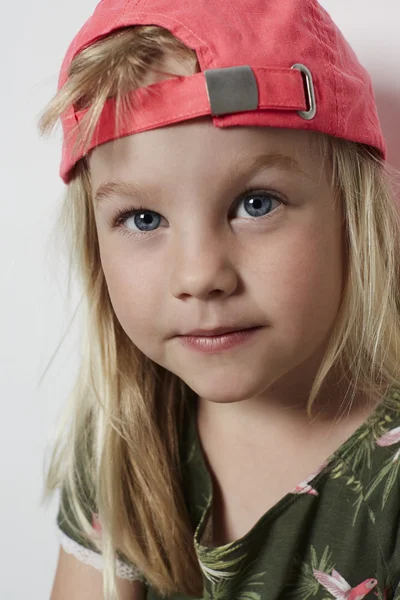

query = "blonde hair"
[{"left": 38, "top": 25, "right": 400, "bottom": 600}]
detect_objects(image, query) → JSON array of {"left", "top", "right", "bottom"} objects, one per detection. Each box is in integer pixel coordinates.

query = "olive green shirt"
[{"left": 57, "top": 385, "right": 400, "bottom": 599}]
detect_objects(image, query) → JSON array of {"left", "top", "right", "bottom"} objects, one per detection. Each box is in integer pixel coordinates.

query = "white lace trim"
[{"left": 57, "top": 527, "right": 144, "bottom": 581}]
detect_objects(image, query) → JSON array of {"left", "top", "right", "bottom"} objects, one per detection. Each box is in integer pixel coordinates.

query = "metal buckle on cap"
[
  {"left": 291, "top": 64, "right": 316, "bottom": 120},
  {"left": 204, "top": 66, "right": 259, "bottom": 116}
]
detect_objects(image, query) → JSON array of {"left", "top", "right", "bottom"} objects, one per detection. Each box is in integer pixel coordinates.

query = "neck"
[{"left": 196, "top": 362, "right": 379, "bottom": 444}]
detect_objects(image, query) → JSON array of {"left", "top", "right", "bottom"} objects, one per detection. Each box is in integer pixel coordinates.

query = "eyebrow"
[{"left": 94, "top": 152, "right": 311, "bottom": 208}]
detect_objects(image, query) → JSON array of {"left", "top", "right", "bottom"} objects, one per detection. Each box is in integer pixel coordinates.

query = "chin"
[{"left": 181, "top": 373, "right": 275, "bottom": 405}]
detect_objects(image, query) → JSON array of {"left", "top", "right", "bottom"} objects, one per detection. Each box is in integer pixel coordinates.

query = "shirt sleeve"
[
  {"left": 57, "top": 523, "right": 144, "bottom": 581},
  {"left": 56, "top": 447, "right": 145, "bottom": 582}
]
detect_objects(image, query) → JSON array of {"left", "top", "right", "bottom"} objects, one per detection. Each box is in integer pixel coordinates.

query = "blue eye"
[
  {"left": 123, "top": 209, "right": 162, "bottom": 233},
  {"left": 112, "top": 188, "right": 283, "bottom": 236},
  {"left": 234, "top": 190, "right": 282, "bottom": 220}
]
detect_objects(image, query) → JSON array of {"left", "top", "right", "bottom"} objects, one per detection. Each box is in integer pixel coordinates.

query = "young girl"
[{"left": 39, "top": 1, "right": 400, "bottom": 599}]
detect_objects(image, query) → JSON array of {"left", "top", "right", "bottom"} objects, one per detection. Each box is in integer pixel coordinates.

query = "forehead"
[{"left": 88, "top": 120, "right": 323, "bottom": 191}]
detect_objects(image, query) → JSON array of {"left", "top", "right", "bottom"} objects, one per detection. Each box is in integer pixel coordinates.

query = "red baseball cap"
[{"left": 58, "top": 0, "right": 386, "bottom": 184}]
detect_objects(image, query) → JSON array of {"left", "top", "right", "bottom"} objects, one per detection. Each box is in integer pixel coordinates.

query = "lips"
[
  {"left": 177, "top": 325, "right": 262, "bottom": 353},
  {"left": 181, "top": 325, "right": 260, "bottom": 337}
]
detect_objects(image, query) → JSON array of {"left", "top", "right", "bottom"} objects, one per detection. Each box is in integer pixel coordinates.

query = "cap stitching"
[
  {"left": 133, "top": 10, "right": 213, "bottom": 68},
  {"left": 308, "top": 0, "right": 338, "bottom": 135},
  {"left": 128, "top": 0, "right": 148, "bottom": 11},
  {"left": 317, "top": 3, "right": 341, "bottom": 137},
  {"left": 114, "top": 0, "right": 131, "bottom": 24},
  {"left": 119, "top": 0, "right": 135, "bottom": 20}
]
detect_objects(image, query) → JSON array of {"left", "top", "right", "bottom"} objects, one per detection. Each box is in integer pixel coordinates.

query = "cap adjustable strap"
[
  {"left": 69, "top": 65, "right": 312, "bottom": 161},
  {"left": 205, "top": 65, "right": 313, "bottom": 117}
]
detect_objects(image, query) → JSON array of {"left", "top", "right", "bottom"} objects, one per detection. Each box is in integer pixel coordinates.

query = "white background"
[{"left": 1, "top": 1, "right": 399, "bottom": 597}]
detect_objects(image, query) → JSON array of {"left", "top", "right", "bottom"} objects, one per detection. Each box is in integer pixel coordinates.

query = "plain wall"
[{"left": 1, "top": 1, "right": 399, "bottom": 597}]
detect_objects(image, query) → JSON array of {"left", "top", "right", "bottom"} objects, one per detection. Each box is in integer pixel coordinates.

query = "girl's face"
[{"left": 89, "top": 121, "right": 345, "bottom": 406}]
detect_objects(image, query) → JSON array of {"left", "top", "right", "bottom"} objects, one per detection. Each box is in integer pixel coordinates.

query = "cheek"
[
  {"left": 261, "top": 218, "right": 344, "bottom": 341},
  {"left": 99, "top": 246, "right": 165, "bottom": 344}
]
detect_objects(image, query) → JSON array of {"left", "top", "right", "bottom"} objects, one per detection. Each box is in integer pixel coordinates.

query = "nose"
[{"left": 169, "top": 232, "right": 238, "bottom": 301}]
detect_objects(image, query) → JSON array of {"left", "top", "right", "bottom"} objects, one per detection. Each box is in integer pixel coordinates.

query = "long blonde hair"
[{"left": 38, "top": 25, "right": 400, "bottom": 600}]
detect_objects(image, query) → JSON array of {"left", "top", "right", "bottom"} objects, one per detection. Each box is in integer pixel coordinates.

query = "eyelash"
[{"left": 111, "top": 186, "right": 285, "bottom": 237}]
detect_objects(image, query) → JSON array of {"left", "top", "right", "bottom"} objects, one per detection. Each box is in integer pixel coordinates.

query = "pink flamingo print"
[
  {"left": 376, "top": 426, "right": 400, "bottom": 461},
  {"left": 92, "top": 512, "right": 102, "bottom": 535},
  {"left": 313, "top": 568, "right": 377, "bottom": 600},
  {"left": 292, "top": 461, "right": 328, "bottom": 496},
  {"left": 91, "top": 512, "right": 104, "bottom": 551}
]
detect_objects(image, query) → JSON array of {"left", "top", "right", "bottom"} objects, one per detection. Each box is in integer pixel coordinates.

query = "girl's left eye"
[{"left": 111, "top": 188, "right": 284, "bottom": 237}]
